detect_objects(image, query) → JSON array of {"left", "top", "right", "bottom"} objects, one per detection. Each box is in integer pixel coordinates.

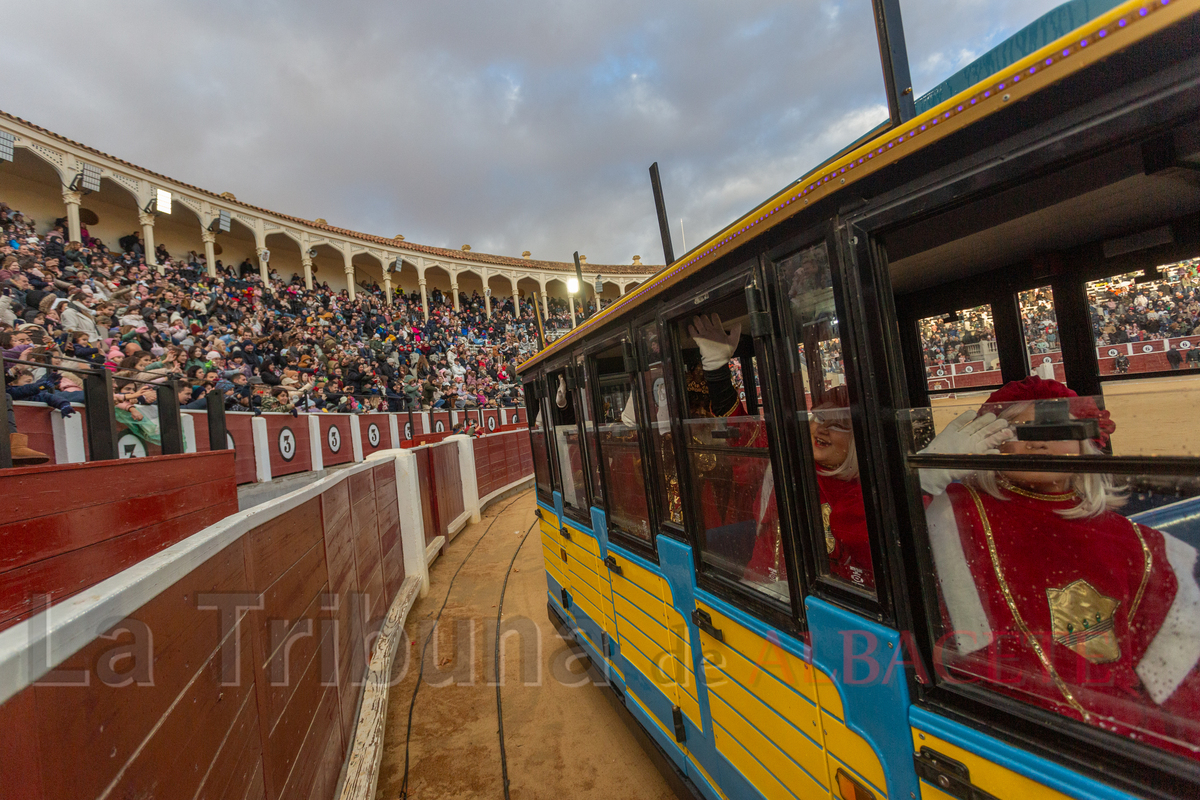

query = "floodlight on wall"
[
  {"left": 0, "top": 131, "right": 14, "bottom": 163},
  {"left": 155, "top": 188, "right": 172, "bottom": 215},
  {"left": 80, "top": 163, "right": 101, "bottom": 193},
  {"left": 308, "top": 248, "right": 319, "bottom": 259},
  {"left": 567, "top": 277, "right": 580, "bottom": 294}
]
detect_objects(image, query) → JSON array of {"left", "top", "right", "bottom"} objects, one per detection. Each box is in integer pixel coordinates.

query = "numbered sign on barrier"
[
  {"left": 320, "top": 415, "right": 353, "bottom": 466},
  {"left": 483, "top": 409, "right": 499, "bottom": 432},
  {"left": 432, "top": 410, "right": 450, "bottom": 433},
  {"left": 264, "top": 414, "right": 310, "bottom": 477},
  {"left": 360, "top": 414, "right": 390, "bottom": 455}
]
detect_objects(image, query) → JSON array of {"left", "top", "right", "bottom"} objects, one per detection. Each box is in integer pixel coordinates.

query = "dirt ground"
[
  {"left": 930, "top": 373, "right": 1200, "bottom": 456},
  {"left": 374, "top": 490, "right": 676, "bottom": 800}
]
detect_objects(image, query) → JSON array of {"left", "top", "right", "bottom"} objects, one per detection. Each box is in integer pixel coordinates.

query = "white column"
[
  {"left": 251, "top": 416, "right": 272, "bottom": 482},
  {"left": 392, "top": 449, "right": 431, "bottom": 596},
  {"left": 139, "top": 212, "right": 159, "bottom": 273},
  {"left": 484, "top": 289, "right": 491, "bottom": 317},
  {"left": 540, "top": 291, "right": 549, "bottom": 321},
  {"left": 383, "top": 273, "right": 393, "bottom": 305},
  {"left": 62, "top": 190, "right": 83, "bottom": 243},
  {"left": 301, "top": 252, "right": 313, "bottom": 290},
  {"left": 257, "top": 247, "right": 269, "bottom": 284},
  {"left": 419, "top": 278, "right": 429, "bottom": 321},
  {"left": 448, "top": 434, "right": 481, "bottom": 523},
  {"left": 51, "top": 408, "right": 86, "bottom": 463},
  {"left": 388, "top": 413, "right": 400, "bottom": 448},
  {"left": 201, "top": 230, "right": 217, "bottom": 278},
  {"left": 349, "top": 418, "right": 364, "bottom": 462},
  {"left": 619, "top": 282, "right": 627, "bottom": 296},
  {"left": 308, "top": 414, "right": 324, "bottom": 471},
  {"left": 343, "top": 249, "right": 356, "bottom": 301},
  {"left": 512, "top": 281, "right": 520, "bottom": 316},
  {"left": 451, "top": 279, "right": 460, "bottom": 311}
]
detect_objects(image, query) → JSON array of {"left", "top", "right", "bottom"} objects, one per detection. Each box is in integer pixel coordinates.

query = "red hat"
[{"left": 980, "top": 376, "right": 1114, "bottom": 447}]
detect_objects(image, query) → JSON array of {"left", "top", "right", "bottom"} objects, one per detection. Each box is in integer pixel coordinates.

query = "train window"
[
  {"left": 1087, "top": 260, "right": 1200, "bottom": 378},
  {"left": 547, "top": 365, "right": 589, "bottom": 518},
  {"left": 918, "top": 304, "right": 1002, "bottom": 396},
  {"left": 525, "top": 377, "right": 554, "bottom": 497},
  {"left": 591, "top": 342, "right": 653, "bottom": 543},
  {"left": 575, "top": 352, "right": 603, "bottom": 508},
  {"left": 899, "top": 393, "right": 1200, "bottom": 761},
  {"left": 674, "top": 293, "right": 789, "bottom": 606},
  {"left": 1018, "top": 287, "right": 1062, "bottom": 379},
  {"left": 775, "top": 243, "right": 875, "bottom": 594},
  {"left": 638, "top": 322, "right": 683, "bottom": 526}
]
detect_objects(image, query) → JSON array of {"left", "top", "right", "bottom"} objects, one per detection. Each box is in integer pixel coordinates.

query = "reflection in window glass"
[
  {"left": 777, "top": 243, "right": 874, "bottom": 592},
  {"left": 526, "top": 380, "right": 552, "bottom": 494},
  {"left": 576, "top": 354, "right": 603, "bottom": 506},
  {"left": 1018, "top": 286, "right": 1061, "bottom": 378},
  {"left": 677, "top": 299, "right": 787, "bottom": 605},
  {"left": 639, "top": 324, "right": 683, "bottom": 525},
  {"left": 1087, "top": 259, "right": 1200, "bottom": 377},
  {"left": 901, "top": 392, "right": 1200, "bottom": 761},
  {"left": 918, "top": 304, "right": 1001, "bottom": 394},
  {"left": 593, "top": 343, "right": 652, "bottom": 541},
  {"left": 548, "top": 369, "right": 587, "bottom": 515}
]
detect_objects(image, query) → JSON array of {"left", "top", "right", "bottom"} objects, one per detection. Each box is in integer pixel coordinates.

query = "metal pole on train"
[
  {"left": 573, "top": 251, "right": 590, "bottom": 321},
  {"left": 649, "top": 162, "right": 675, "bottom": 265},
  {"left": 871, "top": 0, "right": 916, "bottom": 124}
]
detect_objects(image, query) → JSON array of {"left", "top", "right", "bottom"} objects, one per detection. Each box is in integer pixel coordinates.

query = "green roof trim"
[{"left": 914, "top": 0, "right": 1126, "bottom": 115}]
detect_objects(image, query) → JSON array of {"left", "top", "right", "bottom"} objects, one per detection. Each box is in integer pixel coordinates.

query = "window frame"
[
  {"left": 523, "top": 370, "right": 557, "bottom": 503},
  {"left": 660, "top": 263, "right": 803, "bottom": 633},
  {"left": 762, "top": 226, "right": 889, "bottom": 618},
  {"left": 583, "top": 326, "right": 660, "bottom": 560},
  {"left": 634, "top": 311, "right": 689, "bottom": 545},
  {"left": 544, "top": 353, "right": 593, "bottom": 525}
]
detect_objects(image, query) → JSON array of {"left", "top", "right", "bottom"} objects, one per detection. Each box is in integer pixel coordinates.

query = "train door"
[
  {"left": 657, "top": 264, "right": 886, "bottom": 800},
  {"left": 583, "top": 330, "right": 698, "bottom": 764},
  {"left": 525, "top": 372, "right": 569, "bottom": 613}
]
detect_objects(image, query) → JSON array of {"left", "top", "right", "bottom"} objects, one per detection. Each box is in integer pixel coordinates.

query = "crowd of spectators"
[
  {"left": 2, "top": 200, "right": 552, "bottom": 463},
  {"left": 1088, "top": 262, "right": 1200, "bottom": 345},
  {"left": 919, "top": 306, "right": 997, "bottom": 369}
]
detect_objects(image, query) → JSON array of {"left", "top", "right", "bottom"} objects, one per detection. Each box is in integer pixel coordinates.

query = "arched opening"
[
  {"left": 423, "top": 265, "right": 453, "bottom": 315},
  {"left": 350, "top": 251, "right": 385, "bottom": 298},
  {"left": 153, "top": 198, "right": 205, "bottom": 264},
  {"left": 456, "top": 269, "right": 485, "bottom": 313},
  {"left": 0, "top": 148, "right": 66, "bottom": 235},
  {"left": 545, "top": 277, "right": 572, "bottom": 334},
  {"left": 84, "top": 176, "right": 141, "bottom": 253},
  {"left": 393, "top": 257, "right": 421, "bottom": 300},
  {"left": 307, "top": 242, "right": 346, "bottom": 293},
  {"left": 516, "top": 277, "right": 541, "bottom": 319},
  {"left": 210, "top": 215, "right": 258, "bottom": 278},
  {"left": 488, "top": 273, "right": 515, "bottom": 317},
  {"left": 264, "top": 231, "right": 304, "bottom": 286}
]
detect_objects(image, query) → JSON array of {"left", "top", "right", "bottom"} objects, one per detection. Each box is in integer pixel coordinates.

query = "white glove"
[
  {"left": 688, "top": 313, "right": 742, "bottom": 371},
  {"left": 556, "top": 375, "right": 567, "bottom": 408},
  {"left": 620, "top": 393, "right": 637, "bottom": 428},
  {"left": 918, "top": 410, "right": 1014, "bottom": 495}
]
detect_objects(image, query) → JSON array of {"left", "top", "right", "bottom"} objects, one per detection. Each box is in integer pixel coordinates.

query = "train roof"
[{"left": 520, "top": 0, "right": 1190, "bottom": 372}]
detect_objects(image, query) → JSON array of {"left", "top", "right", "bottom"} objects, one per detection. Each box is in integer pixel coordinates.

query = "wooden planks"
[{"left": 0, "top": 451, "right": 237, "bottom": 631}]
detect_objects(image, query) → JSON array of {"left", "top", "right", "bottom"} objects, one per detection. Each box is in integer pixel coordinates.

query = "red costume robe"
[{"left": 928, "top": 482, "right": 1200, "bottom": 759}]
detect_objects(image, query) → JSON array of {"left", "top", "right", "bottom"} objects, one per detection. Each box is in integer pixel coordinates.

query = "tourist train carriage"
[{"left": 520, "top": 1, "right": 1200, "bottom": 798}]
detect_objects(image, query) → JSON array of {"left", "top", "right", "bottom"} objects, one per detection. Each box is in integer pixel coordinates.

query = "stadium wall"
[{"left": 0, "top": 430, "right": 534, "bottom": 800}]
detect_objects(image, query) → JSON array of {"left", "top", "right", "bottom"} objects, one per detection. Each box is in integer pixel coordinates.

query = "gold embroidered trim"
[
  {"left": 1128, "top": 518, "right": 1151, "bottom": 625},
  {"left": 965, "top": 485, "right": 1090, "bottom": 720},
  {"left": 997, "top": 477, "right": 1079, "bottom": 502}
]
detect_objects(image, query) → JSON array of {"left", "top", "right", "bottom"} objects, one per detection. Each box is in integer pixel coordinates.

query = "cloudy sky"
[{"left": 4, "top": 0, "right": 1062, "bottom": 266}]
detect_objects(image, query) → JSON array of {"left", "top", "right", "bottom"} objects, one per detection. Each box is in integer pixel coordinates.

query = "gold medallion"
[{"left": 1046, "top": 580, "right": 1121, "bottom": 664}]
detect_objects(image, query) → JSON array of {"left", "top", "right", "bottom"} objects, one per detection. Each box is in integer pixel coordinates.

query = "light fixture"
[
  {"left": 567, "top": 277, "right": 580, "bottom": 294},
  {"left": 155, "top": 188, "right": 172, "bottom": 215},
  {"left": 307, "top": 248, "right": 319, "bottom": 258},
  {"left": 207, "top": 210, "right": 232, "bottom": 233}
]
